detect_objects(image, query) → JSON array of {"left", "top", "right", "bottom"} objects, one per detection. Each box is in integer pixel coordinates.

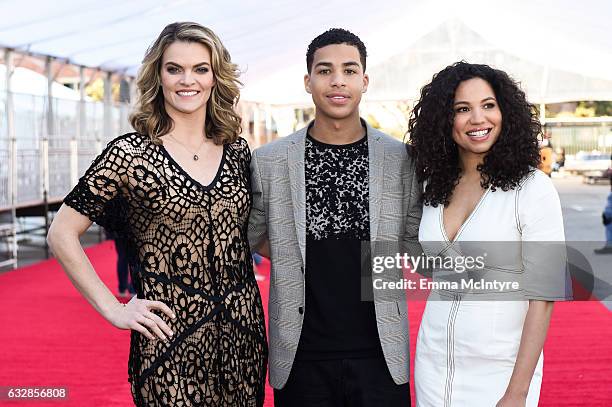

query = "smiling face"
[
  {"left": 160, "top": 41, "right": 215, "bottom": 117},
  {"left": 452, "top": 77, "right": 503, "bottom": 160},
  {"left": 304, "top": 43, "right": 369, "bottom": 122}
]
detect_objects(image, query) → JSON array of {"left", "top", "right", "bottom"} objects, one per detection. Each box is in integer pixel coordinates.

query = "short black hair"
[{"left": 306, "top": 28, "right": 367, "bottom": 73}]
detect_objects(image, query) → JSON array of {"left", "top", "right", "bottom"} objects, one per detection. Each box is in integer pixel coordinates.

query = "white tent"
[
  {"left": 0, "top": 66, "right": 88, "bottom": 100},
  {"left": 1, "top": 0, "right": 611, "bottom": 104}
]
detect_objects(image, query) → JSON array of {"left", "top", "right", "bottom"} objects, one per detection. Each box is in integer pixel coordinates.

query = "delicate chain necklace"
[{"left": 168, "top": 134, "right": 206, "bottom": 161}]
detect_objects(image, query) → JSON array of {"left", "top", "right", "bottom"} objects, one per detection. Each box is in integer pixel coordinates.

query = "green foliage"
[
  {"left": 545, "top": 101, "right": 612, "bottom": 118},
  {"left": 575, "top": 101, "right": 612, "bottom": 117},
  {"left": 85, "top": 77, "right": 120, "bottom": 102},
  {"left": 594, "top": 101, "right": 612, "bottom": 116}
]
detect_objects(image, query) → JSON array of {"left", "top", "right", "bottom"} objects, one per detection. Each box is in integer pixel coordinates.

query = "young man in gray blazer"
[{"left": 248, "top": 28, "right": 422, "bottom": 406}]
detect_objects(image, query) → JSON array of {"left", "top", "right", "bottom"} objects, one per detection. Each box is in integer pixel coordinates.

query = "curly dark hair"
[
  {"left": 408, "top": 61, "right": 542, "bottom": 207},
  {"left": 306, "top": 28, "right": 367, "bottom": 73}
]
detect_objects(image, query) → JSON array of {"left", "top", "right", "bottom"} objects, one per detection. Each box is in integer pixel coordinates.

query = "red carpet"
[{"left": 0, "top": 241, "right": 610, "bottom": 406}]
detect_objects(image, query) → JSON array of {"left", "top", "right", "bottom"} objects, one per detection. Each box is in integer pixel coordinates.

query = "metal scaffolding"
[
  {"left": 0, "top": 49, "right": 132, "bottom": 268},
  {"left": 0, "top": 49, "right": 17, "bottom": 269},
  {"left": 0, "top": 47, "right": 285, "bottom": 269}
]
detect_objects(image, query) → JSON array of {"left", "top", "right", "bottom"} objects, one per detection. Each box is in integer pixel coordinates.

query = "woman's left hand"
[{"left": 496, "top": 392, "right": 526, "bottom": 407}]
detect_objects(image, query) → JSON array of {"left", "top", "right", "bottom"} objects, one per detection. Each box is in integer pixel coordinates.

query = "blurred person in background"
[
  {"left": 538, "top": 132, "right": 553, "bottom": 176},
  {"left": 553, "top": 147, "right": 565, "bottom": 171},
  {"left": 105, "top": 227, "right": 135, "bottom": 297},
  {"left": 47, "top": 22, "right": 267, "bottom": 406},
  {"left": 594, "top": 158, "right": 612, "bottom": 254}
]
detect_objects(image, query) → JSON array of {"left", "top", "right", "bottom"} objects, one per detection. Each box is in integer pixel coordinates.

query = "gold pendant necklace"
[{"left": 168, "top": 134, "right": 206, "bottom": 161}]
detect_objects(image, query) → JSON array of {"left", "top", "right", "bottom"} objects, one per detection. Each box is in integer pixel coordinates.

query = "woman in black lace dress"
[{"left": 47, "top": 22, "right": 267, "bottom": 406}]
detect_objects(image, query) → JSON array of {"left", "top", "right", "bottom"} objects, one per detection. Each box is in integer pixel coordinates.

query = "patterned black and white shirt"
[
  {"left": 305, "top": 132, "right": 370, "bottom": 240},
  {"left": 297, "top": 124, "right": 382, "bottom": 360}
]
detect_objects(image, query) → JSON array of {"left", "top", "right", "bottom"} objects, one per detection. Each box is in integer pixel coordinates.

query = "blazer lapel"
[
  {"left": 368, "top": 127, "right": 384, "bottom": 242},
  {"left": 287, "top": 130, "right": 307, "bottom": 264}
]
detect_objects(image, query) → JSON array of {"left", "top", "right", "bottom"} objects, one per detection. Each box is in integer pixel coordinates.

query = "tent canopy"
[{"left": 1, "top": 0, "right": 611, "bottom": 104}]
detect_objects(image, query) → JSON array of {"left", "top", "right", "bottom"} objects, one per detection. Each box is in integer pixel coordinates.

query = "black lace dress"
[{"left": 64, "top": 133, "right": 267, "bottom": 406}]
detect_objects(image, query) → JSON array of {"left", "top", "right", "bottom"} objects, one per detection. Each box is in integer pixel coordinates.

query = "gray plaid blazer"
[{"left": 248, "top": 121, "right": 422, "bottom": 389}]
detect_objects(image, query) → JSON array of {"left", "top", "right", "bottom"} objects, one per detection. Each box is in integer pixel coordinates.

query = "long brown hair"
[{"left": 130, "top": 22, "right": 242, "bottom": 145}]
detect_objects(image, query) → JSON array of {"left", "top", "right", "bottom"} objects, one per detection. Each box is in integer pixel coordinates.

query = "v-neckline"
[
  {"left": 440, "top": 186, "right": 491, "bottom": 243},
  {"left": 160, "top": 143, "right": 226, "bottom": 190}
]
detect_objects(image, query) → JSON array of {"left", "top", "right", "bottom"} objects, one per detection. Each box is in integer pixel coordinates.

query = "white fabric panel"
[{"left": 0, "top": 0, "right": 610, "bottom": 103}]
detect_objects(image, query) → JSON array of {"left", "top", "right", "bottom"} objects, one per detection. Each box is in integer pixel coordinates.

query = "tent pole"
[
  {"left": 253, "top": 104, "right": 262, "bottom": 147},
  {"left": 265, "top": 104, "right": 273, "bottom": 143},
  {"left": 118, "top": 76, "right": 130, "bottom": 133},
  {"left": 101, "top": 71, "right": 112, "bottom": 242},
  {"left": 5, "top": 49, "right": 18, "bottom": 268},
  {"left": 43, "top": 56, "right": 53, "bottom": 259},
  {"left": 238, "top": 102, "right": 249, "bottom": 144},
  {"left": 72, "top": 66, "right": 86, "bottom": 187},
  {"left": 539, "top": 65, "right": 549, "bottom": 128},
  {"left": 103, "top": 71, "right": 113, "bottom": 143}
]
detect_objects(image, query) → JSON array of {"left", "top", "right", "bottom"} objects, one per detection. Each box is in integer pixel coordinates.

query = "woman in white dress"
[{"left": 409, "top": 62, "right": 570, "bottom": 407}]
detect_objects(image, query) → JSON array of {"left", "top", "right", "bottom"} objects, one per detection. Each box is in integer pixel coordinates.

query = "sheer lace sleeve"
[
  {"left": 63, "top": 134, "right": 268, "bottom": 406},
  {"left": 64, "top": 135, "right": 132, "bottom": 232},
  {"left": 238, "top": 137, "right": 252, "bottom": 183}
]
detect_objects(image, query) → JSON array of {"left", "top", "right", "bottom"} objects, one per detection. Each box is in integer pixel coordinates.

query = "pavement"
[{"left": 552, "top": 173, "right": 612, "bottom": 310}]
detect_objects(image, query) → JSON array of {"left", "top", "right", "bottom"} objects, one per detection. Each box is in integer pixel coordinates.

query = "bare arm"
[
  {"left": 48, "top": 204, "right": 175, "bottom": 341},
  {"left": 497, "top": 300, "right": 554, "bottom": 406}
]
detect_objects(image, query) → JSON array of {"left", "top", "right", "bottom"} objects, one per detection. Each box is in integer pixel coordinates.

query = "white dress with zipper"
[{"left": 415, "top": 169, "right": 569, "bottom": 407}]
